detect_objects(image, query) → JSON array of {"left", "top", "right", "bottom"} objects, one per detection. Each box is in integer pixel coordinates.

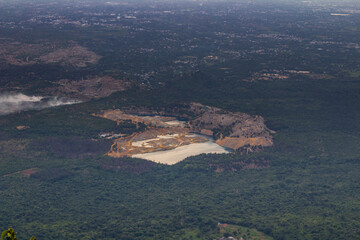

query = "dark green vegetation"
[
  {"left": 1, "top": 0, "right": 360, "bottom": 239},
  {"left": 1, "top": 228, "right": 35, "bottom": 240},
  {"left": 1, "top": 76, "right": 360, "bottom": 239},
  {"left": 218, "top": 224, "right": 273, "bottom": 240}
]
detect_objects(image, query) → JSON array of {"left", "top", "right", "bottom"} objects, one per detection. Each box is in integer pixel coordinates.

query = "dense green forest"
[
  {"left": 1, "top": 75, "right": 360, "bottom": 239},
  {"left": 1, "top": 0, "right": 360, "bottom": 239}
]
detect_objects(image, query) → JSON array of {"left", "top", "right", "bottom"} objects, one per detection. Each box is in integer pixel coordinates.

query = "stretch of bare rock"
[{"left": 110, "top": 103, "right": 274, "bottom": 152}]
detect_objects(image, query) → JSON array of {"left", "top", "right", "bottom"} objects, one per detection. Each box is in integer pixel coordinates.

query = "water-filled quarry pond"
[{"left": 133, "top": 134, "right": 231, "bottom": 165}]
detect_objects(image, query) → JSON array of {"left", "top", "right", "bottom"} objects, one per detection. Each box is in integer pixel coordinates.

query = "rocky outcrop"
[
  {"left": 216, "top": 137, "right": 273, "bottom": 150},
  {"left": 185, "top": 103, "right": 273, "bottom": 151}
]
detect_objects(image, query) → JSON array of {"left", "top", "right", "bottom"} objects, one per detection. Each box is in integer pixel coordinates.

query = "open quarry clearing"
[{"left": 93, "top": 103, "right": 273, "bottom": 164}]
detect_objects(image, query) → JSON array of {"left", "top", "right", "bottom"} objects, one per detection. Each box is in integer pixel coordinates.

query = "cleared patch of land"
[
  {"left": 133, "top": 141, "right": 230, "bottom": 165},
  {"left": 94, "top": 110, "right": 210, "bottom": 162},
  {"left": 93, "top": 103, "right": 273, "bottom": 164},
  {"left": 0, "top": 39, "right": 101, "bottom": 67},
  {"left": 3, "top": 168, "right": 39, "bottom": 177},
  {"left": 47, "top": 76, "right": 130, "bottom": 100}
]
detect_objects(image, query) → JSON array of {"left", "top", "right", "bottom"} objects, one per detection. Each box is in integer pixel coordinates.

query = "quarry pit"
[{"left": 94, "top": 103, "right": 274, "bottom": 164}]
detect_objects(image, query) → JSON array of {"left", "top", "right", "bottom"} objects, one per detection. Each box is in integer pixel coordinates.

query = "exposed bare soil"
[
  {"left": 16, "top": 125, "right": 30, "bottom": 130},
  {"left": 0, "top": 39, "right": 101, "bottom": 67},
  {"left": 187, "top": 103, "right": 273, "bottom": 150},
  {"left": 3, "top": 168, "right": 40, "bottom": 177},
  {"left": 21, "top": 168, "right": 39, "bottom": 177},
  {"left": 94, "top": 109, "right": 208, "bottom": 158},
  {"left": 48, "top": 75, "right": 130, "bottom": 100},
  {"left": 94, "top": 103, "right": 274, "bottom": 159},
  {"left": 38, "top": 46, "right": 100, "bottom": 67},
  {"left": 120, "top": 103, "right": 273, "bottom": 151}
]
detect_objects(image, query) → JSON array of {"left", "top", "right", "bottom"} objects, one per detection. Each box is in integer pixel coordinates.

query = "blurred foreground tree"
[{"left": 1, "top": 228, "right": 36, "bottom": 240}]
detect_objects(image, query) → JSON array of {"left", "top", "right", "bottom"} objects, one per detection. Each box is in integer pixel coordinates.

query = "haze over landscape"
[
  {"left": 1, "top": 0, "right": 360, "bottom": 239},
  {"left": 0, "top": 93, "right": 79, "bottom": 116}
]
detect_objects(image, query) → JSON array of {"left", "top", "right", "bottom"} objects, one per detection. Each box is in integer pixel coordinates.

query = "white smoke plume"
[{"left": 0, "top": 93, "right": 81, "bottom": 116}]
